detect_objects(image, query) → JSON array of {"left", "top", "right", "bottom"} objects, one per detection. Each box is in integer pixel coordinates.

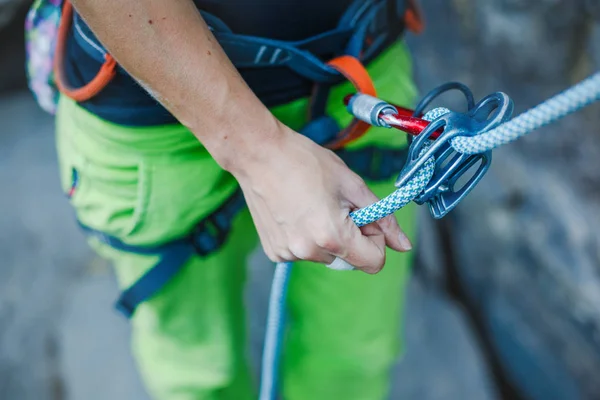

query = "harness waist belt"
[{"left": 64, "top": 0, "right": 414, "bottom": 126}]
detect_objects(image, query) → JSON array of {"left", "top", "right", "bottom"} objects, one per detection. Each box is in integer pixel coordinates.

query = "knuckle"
[
  {"left": 358, "top": 252, "right": 386, "bottom": 274},
  {"left": 371, "top": 255, "right": 386, "bottom": 273},
  {"left": 350, "top": 174, "right": 367, "bottom": 192},
  {"left": 363, "top": 262, "right": 384, "bottom": 275},
  {"left": 372, "top": 261, "right": 385, "bottom": 274},
  {"left": 264, "top": 247, "right": 283, "bottom": 263},
  {"left": 264, "top": 252, "right": 277, "bottom": 262},
  {"left": 273, "top": 247, "right": 291, "bottom": 262},
  {"left": 289, "top": 238, "right": 319, "bottom": 260},
  {"left": 314, "top": 231, "right": 343, "bottom": 254}
]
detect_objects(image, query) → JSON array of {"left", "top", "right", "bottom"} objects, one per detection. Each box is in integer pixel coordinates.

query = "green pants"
[{"left": 55, "top": 41, "right": 419, "bottom": 400}]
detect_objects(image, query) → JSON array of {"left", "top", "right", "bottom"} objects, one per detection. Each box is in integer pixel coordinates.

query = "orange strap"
[
  {"left": 405, "top": 0, "right": 425, "bottom": 34},
  {"left": 54, "top": 0, "right": 116, "bottom": 102},
  {"left": 325, "top": 55, "right": 377, "bottom": 150},
  {"left": 321, "top": 0, "right": 424, "bottom": 150}
]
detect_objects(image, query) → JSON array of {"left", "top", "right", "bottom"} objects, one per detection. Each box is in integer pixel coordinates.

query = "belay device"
[{"left": 346, "top": 82, "right": 513, "bottom": 218}]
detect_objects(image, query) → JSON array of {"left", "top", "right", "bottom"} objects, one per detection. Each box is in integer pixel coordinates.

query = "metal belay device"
[{"left": 346, "top": 82, "right": 514, "bottom": 218}]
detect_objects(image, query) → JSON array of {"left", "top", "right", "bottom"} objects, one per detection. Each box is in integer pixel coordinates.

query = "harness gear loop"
[
  {"left": 54, "top": 0, "right": 117, "bottom": 102},
  {"left": 324, "top": 55, "right": 377, "bottom": 149}
]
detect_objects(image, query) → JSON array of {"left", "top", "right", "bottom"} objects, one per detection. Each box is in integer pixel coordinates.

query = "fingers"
[
  {"left": 375, "top": 214, "right": 412, "bottom": 252},
  {"left": 246, "top": 194, "right": 336, "bottom": 264},
  {"left": 342, "top": 174, "right": 411, "bottom": 249},
  {"left": 338, "top": 220, "right": 386, "bottom": 274},
  {"left": 239, "top": 142, "right": 412, "bottom": 271},
  {"left": 295, "top": 218, "right": 385, "bottom": 273},
  {"left": 289, "top": 237, "right": 337, "bottom": 265},
  {"left": 245, "top": 195, "right": 299, "bottom": 263}
]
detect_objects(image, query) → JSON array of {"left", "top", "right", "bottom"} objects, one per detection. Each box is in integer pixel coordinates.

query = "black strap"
[
  {"left": 190, "top": 188, "right": 246, "bottom": 256},
  {"left": 78, "top": 189, "right": 246, "bottom": 318},
  {"left": 337, "top": 146, "right": 408, "bottom": 181},
  {"left": 115, "top": 243, "right": 195, "bottom": 317},
  {"left": 387, "top": 0, "right": 408, "bottom": 39}
]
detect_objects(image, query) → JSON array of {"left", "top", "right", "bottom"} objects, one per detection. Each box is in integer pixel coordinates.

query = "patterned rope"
[
  {"left": 349, "top": 148, "right": 435, "bottom": 226},
  {"left": 452, "top": 72, "right": 600, "bottom": 154}
]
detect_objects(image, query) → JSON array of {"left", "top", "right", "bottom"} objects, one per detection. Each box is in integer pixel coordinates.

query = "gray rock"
[{"left": 407, "top": 1, "right": 600, "bottom": 398}]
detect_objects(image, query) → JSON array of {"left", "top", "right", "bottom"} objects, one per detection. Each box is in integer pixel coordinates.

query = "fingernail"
[
  {"left": 327, "top": 257, "right": 356, "bottom": 271},
  {"left": 398, "top": 232, "right": 413, "bottom": 251}
]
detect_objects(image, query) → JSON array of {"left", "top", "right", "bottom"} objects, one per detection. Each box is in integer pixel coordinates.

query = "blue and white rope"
[
  {"left": 259, "top": 71, "right": 600, "bottom": 400},
  {"left": 259, "top": 261, "right": 291, "bottom": 400},
  {"left": 452, "top": 72, "right": 600, "bottom": 154},
  {"left": 349, "top": 147, "right": 435, "bottom": 226}
]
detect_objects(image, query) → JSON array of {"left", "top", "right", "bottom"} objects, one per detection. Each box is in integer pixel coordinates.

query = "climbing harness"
[
  {"left": 259, "top": 71, "right": 600, "bottom": 399},
  {"left": 26, "top": 0, "right": 422, "bottom": 125}
]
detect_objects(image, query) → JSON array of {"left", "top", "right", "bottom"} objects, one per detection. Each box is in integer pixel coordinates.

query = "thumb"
[
  {"left": 376, "top": 214, "right": 413, "bottom": 252},
  {"left": 337, "top": 220, "right": 386, "bottom": 274}
]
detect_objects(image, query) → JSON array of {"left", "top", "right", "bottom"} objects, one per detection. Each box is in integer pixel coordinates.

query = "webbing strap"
[
  {"left": 115, "top": 243, "right": 195, "bottom": 317},
  {"left": 77, "top": 222, "right": 195, "bottom": 317},
  {"left": 54, "top": 0, "right": 116, "bottom": 102},
  {"left": 60, "top": 0, "right": 422, "bottom": 108},
  {"left": 97, "top": 188, "right": 245, "bottom": 317}
]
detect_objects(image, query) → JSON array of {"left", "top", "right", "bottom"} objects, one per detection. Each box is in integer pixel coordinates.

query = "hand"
[{"left": 231, "top": 123, "right": 413, "bottom": 274}]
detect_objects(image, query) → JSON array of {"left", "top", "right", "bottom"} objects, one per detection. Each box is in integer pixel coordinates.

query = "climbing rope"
[
  {"left": 452, "top": 72, "right": 600, "bottom": 154},
  {"left": 259, "top": 71, "right": 600, "bottom": 400}
]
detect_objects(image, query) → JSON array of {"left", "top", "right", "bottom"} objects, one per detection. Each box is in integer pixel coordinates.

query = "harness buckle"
[
  {"left": 395, "top": 91, "right": 514, "bottom": 218},
  {"left": 190, "top": 211, "right": 231, "bottom": 256},
  {"left": 189, "top": 190, "right": 246, "bottom": 256}
]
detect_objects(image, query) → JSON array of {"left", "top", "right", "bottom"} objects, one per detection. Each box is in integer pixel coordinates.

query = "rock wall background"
[
  {"left": 1, "top": 0, "right": 599, "bottom": 399},
  {"left": 408, "top": 1, "right": 600, "bottom": 399}
]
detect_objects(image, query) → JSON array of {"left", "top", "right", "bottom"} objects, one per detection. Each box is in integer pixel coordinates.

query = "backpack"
[{"left": 24, "top": 0, "right": 63, "bottom": 114}]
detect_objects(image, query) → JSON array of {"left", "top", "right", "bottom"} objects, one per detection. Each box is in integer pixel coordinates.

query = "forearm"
[{"left": 71, "top": 0, "right": 285, "bottom": 173}]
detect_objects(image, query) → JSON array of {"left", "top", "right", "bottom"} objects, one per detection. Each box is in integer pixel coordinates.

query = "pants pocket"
[
  {"left": 56, "top": 132, "right": 151, "bottom": 240},
  {"left": 139, "top": 155, "right": 238, "bottom": 244}
]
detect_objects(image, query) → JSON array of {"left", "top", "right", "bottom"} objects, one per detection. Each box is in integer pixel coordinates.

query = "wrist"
[{"left": 208, "top": 113, "right": 294, "bottom": 179}]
